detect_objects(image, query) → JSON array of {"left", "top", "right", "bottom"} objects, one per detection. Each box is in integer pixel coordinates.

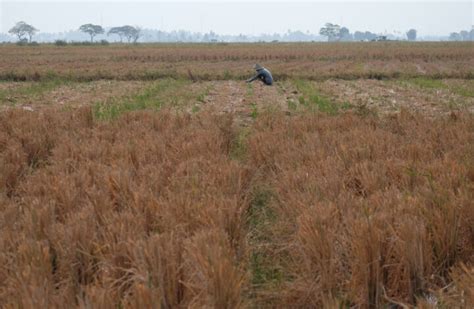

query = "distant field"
[
  {"left": 0, "top": 43, "right": 473, "bottom": 308},
  {"left": 0, "top": 42, "right": 473, "bottom": 81}
]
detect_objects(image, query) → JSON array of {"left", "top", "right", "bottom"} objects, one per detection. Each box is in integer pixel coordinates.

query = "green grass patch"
[
  {"left": 191, "top": 105, "right": 200, "bottom": 113},
  {"left": 451, "top": 84, "right": 474, "bottom": 98},
  {"left": 341, "top": 101, "right": 354, "bottom": 110},
  {"left": 247, "top": 188, "right": 275, "bottom": 232},
  {"left": 246, "top": 83, "right": 254, "bottom": 97},
  {"left": 293, "top": 79, "right": 339, "bottom": 115},
  {"left": 250, "top": 102, "right": 258, "bottom": 119},
  {"left": 196, "top": 84, "right": 213, "bottom": 103},
  {"left": 0, "top": 79, "right": 66, "bottom": 106},
  {"left": 229, "top": 128, "right": 251, "bottom": 161},
  {"left": 287, "top": 99, "right": 297, "bottom": 111},
  {"left": 405, "top": 78, "right": 474, "bottom": 98},
  {"left": 196, "top": 92, "right": 206, "bottom": 103},
  {"left": 223, "top": 69, "right": 232, "bottom": 80},
  {"left": 406, "top": 77, "right": 447, "bottom": 90},
  {"left": 93, "top": 78, "right": 192, "bottom": 120},
  {"left": 250, "top": 252, "right": 283, "bottom": 286},
  {"left": 247, "top": 187, "right": 282, "bottom": 287},
  {"left": 21, "top": 79, "right": 66, "bottom": 96}
]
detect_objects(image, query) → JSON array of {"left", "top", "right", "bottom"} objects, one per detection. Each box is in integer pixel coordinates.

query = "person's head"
[{"left": 254, "top": 63, "right": 263, "bottom": 71}]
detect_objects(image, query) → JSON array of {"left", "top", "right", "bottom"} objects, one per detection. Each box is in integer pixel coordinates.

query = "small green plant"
[
  {"left": 407, "top": 78, "right": 447, "bottom": 90},
  {"left": 229, "top": 128, "right": 250, "bottom": 161},
  {"left": 250, "top": 102, "right": 258, "bottom": 119},
  {"left": 196, "top": 85, "right": 212, "bottom": 103},
  {"left": 341, "top": 101, "right": 353, "bottom": 110},
  {"left": 223, "top": 69, "right": 232, "bottom": 80},
  {"left": 246, "top": 83, "right": 254, "bottom": 97},
  {"left": 298, "top": 96, "right": 306, "bottom": 106},
  {"left": 191, "top": 105, "right": 200, "bottom": 113},
  {"left": 287, "top": 99, "right": 297, "bottom": 111},
  {"left": 196, "top": 92, "right": 206, "bottom": 103}
]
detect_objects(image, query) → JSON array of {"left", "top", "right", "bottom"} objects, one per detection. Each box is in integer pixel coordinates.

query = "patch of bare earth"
[
  {"left": 200, "top": 80, "right": 296, "bottom": 127},
  {"left": 0, "top": 82, "right": 36, "bottom": 108},
  {"left": 315, "top": 79, "right": 474, "bottom": 117},
  {"left": 1, "top": 81, "right": 150, "bottom": 112},
  {"left": 48, "top": 81, "right": 149, "bottom": 107},
  {"left": 0, "top": 82, "right": 27, "bottom": 91}
]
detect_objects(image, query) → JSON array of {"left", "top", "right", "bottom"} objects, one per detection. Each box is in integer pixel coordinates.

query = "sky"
[{"left": 1, "top": 0, "right": 473, "bottom": 36}]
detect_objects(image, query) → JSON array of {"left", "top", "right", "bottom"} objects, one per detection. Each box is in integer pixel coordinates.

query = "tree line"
[
  {"left": 8, "top": 21, "right": 141, "bottom": 44},
  {"left": 449, "top": 28, "right": 474, "bottom": 41},
  {"left": 6, "top": 21, "right": 474, "bottom": 44},
  {"left": 319, "top": 23, "right": 474, "bottom": 42},
  {"left": 319, "top": 23, "right": 419, "bottom": 42}
]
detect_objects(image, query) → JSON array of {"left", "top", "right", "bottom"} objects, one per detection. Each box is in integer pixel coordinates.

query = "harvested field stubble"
[
  {"left": 247, "top": 110, "right": 474, "bottom": 307},
  {"left": 0, "top": 105, "right": 473, "bottom": 307},
  {"left": 1, "top": 42, "right": 473, "bottom": 81},
  {"left": 0, "top": 108, "right": 250, "bottom": 307}
]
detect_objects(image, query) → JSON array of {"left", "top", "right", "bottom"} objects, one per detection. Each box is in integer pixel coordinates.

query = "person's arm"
[{"left": 246, "top": 73, "right": 260, "bottom": 83}]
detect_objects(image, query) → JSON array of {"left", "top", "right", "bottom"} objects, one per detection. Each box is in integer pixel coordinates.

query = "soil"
[
  {"left": 193, "top": 80, "right": 296, "bottom": 127},
  {"left": 315, "top": 79, "right": 474, "bottom": 117},
  {"left": 2, "top": 79, "right": 473, "bottom": 123}
]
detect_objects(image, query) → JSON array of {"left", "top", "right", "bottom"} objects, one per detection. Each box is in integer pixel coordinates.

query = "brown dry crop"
[
  {"left": 0, "top": 43, "right": 473, "bottom": 308},
  {"left": 1, "top": 105, "right": 473, "bottom": 307},
  {"left": 246, "top": 110, "right": 473, "bottom": 307},
  {"left": 1, "top": 42, "right": 473, "bottom": 81}
]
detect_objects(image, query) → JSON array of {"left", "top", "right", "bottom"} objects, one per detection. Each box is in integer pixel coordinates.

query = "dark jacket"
[{"left": 247, "top": 68, "right": 273, "bottom": 85}]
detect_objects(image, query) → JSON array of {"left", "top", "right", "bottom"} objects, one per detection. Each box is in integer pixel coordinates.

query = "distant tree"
[
  {"left": 449, "top": 32, "right": 461, "bottom": 41},
  {"left": 109, "top": 25, "right": 141, "bottom": 43},
  {"left": 202, "top": 31, "right": 218, "bottom": 43},
  {"left": 460, "top": 30, "right": 469, "bottom": 41},
  {"left": 354, "top": 31, "right": 365, "bottom": 41},
  {"left": 79, "top": 24, "right": 104, "bottom": 43},
  {"left": 319, "top": 23, "right": 341, "bottom": 42},
  {"left": 131, "top": 26, "right": 141, "bottom": 43},
  {"left": 470, "top": 28, "right": 474, "bottom": 41},
  {"left": 365, "top": 31, "right": 377, "bottom": 41},
  {"left": 406, "top": 29, "right": 417, "bottom": 41},
  {"left": 237, "top": 33, "right": 248, "bottom": 42},
  {"left": 8, "top": 21, "right": 38, "bottom": 42},
  {"left": 108, "top": 26, "right": 125, "bottom": 42},
  {"left": 339, "top": 27, "right": 352, "bottom": 41}
]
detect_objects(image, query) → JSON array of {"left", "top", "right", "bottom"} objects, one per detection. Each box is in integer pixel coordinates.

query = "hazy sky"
[{"left": 1, "top": 0, "right": 473, "bottom": 36}]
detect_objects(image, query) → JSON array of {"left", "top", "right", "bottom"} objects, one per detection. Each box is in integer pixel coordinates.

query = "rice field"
[{"left": 0, "top": 43, "right": 473, "bottom": 308}]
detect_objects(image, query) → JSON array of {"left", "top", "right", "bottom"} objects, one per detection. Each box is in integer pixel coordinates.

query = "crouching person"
[{"left": 246, "top": 64, "right": 273, "bottom": 86}]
